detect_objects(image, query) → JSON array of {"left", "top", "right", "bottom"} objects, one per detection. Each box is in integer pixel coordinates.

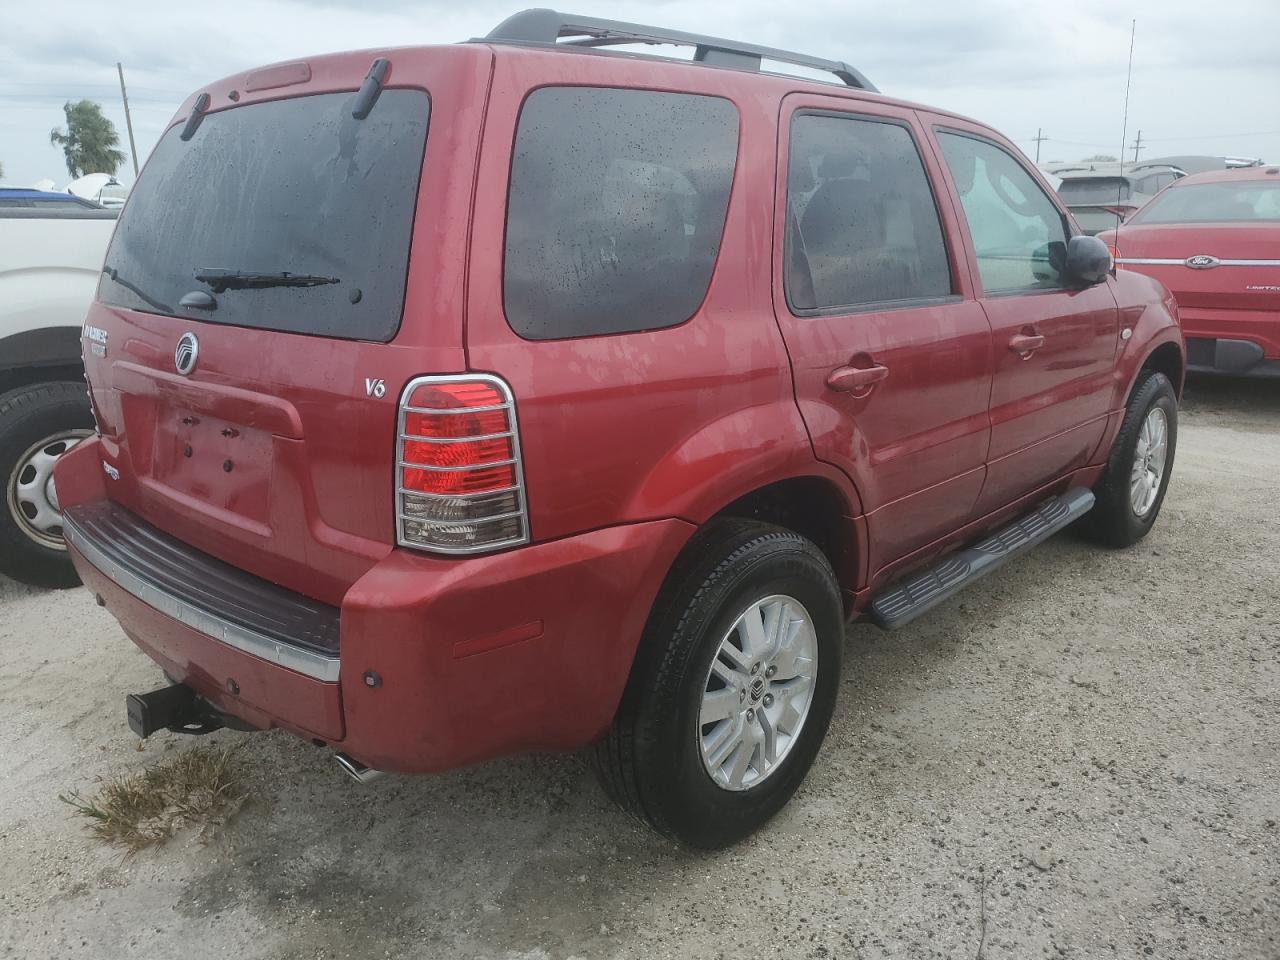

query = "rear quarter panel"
[{"left": 463, "top": 50, "right": 861, "bottom": 546}]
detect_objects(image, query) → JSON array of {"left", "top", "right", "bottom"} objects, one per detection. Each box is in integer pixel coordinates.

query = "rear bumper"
[
  {"left": 71, "top": 549, "right": 347, "bottom": 740},
  {"left": 62, "top": 469, "right": 693, "bottom": 773},
  {"left": 1179, "top": 306, "right": 1280, "bottom": 369},
  {"left": 335, "top": 517, "right": 693, "bottom": 771},
  {"left": 64, "top": 501, "right": 340, "bottom": 681},
  {"left": 1185, "top": 337, "right": 1280, "bottom": 378}
]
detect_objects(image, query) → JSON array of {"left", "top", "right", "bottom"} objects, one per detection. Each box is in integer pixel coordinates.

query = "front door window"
[{"left": 936, "top": 132, "right": 1071, "bottom": 295}]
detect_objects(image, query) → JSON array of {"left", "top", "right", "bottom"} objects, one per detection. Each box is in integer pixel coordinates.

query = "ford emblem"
[{"left": 1185, "top": 255, "right": 1221, "bottom": 270}]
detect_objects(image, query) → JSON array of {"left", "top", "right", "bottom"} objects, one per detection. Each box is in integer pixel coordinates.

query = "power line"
[
  {"left": 0, "top": 93, "right": 181, "bottom": 106},
  {"left": 1017, "top": 129, "right": 1280, "bottom": 150},
  {"left": 1032, "top": 128, "right": 1048, "bottom": 163},
  {"left": 1140, "top": 130, "right": 1280, "bottom": 142},
  {"left": 0, "top": 80, "right": 191, "bottom": 95},
  {"left": 1015, "top": 137, "right": 1116, "bottom": 149}
]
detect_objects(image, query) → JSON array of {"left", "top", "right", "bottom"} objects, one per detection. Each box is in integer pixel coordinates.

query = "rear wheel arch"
[
  {"left": 609, "top": 470, "right": 862, "bottom": 748},
  {"left": 593, "top": 516, "right": 845, "bottom": 846},
  {"left": 708, "top": 476, "right": 861, "bottom": 607},
  {"left": 621, "top": 400, "right": 864, "bottom": 528}
]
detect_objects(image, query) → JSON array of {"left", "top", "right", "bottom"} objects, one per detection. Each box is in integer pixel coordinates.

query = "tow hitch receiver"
[{"left": 126, "top": 684, "right": 226, "bottom": 738}]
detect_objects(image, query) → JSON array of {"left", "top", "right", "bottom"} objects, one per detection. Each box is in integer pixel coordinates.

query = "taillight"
[
  {"left": 1105, "top": 241, "right": 1122, "bottom": 268},
  {"left": 396, "top": 374, "right": 528, "bottom": 554}
]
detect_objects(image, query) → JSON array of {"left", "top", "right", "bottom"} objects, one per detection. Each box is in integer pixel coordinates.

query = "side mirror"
[{"left": 1064, "top": 234, "right": 1111, "bottom": 285}]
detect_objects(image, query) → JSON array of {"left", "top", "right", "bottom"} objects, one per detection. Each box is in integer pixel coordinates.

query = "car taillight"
[{"left": 396, "top": 374, "right": 528, "bottom": 554}]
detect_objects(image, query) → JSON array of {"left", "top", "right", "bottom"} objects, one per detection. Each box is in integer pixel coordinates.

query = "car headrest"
[{"left": 799, "top": 179, "right": 884, "bottom": 257}]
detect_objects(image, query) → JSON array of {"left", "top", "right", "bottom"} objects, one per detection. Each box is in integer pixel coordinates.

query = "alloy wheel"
[
  {"left": 698, "top": 593, "right": 819, "bottom": 791},
  {"left": 1129, "top": 407, "right": 1168, "bottom": 517}
]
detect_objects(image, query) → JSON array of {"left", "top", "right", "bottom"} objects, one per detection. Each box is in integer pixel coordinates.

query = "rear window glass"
[
  {"left": 504, "top": 87, "right": 739, "bottom": 340},
  {"left": 1058, "top": 178, "right": 1133, "bottom": 204},
  {"left": 100, "top": 90, "right": 429, "bottom": 341},
  {"left": 1134, "top": 172, "right": 1179, "bottom": 194},
  {"left": 1132, "top": 181, "right": 1280, "bottom": 224}
]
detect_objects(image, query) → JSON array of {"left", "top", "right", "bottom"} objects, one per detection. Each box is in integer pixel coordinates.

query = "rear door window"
[
  {"left": 785, "top": 113, "right": 952, "bottom": 311},
  {"left": 100, "top": 90, "right": 429, "bottom": 341},
  {"left": 503, "top": 88, "right": 739, "bottom": 340}
]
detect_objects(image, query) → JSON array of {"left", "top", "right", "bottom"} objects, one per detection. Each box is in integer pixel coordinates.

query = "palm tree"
[{"left": 49, "top": 101, "right": 126, "bottom": 178}]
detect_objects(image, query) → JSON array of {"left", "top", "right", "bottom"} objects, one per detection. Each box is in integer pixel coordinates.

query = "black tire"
[
  {"left": 592, "top": 519, "right": 843, "bottom": 848},
  {"left": 1081, "top": 370, "right": 1178, "bottom": 548},
  {"left": 0, "top": 381, "right": 94, "bottom": 588}
]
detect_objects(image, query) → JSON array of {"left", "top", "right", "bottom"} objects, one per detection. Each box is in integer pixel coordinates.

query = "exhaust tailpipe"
[{"left": 335, "top": 752, "right": 384, "bottom": 784}]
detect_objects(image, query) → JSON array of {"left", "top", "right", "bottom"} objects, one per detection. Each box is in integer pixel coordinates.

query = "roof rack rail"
[{"left": 483, "top": 8, "right": 878, "bottom": 92}]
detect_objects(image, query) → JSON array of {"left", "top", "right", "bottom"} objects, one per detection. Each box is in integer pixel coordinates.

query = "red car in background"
[{"left": 1101, "top": 166, "right": 1280, "bottom": 377}]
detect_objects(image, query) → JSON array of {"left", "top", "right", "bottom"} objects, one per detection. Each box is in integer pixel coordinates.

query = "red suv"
[{"left": 57, "top": 10, "right": 1185, "bottom": 847}]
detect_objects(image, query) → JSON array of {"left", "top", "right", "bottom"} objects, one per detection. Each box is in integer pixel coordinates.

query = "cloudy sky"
[{"left": 2, "top": 0, "right": 1277, "bottom": 187}]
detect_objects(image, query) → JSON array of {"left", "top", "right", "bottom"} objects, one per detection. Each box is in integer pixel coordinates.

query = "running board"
[{"left": 868, "top": 487, "right": 1095, "bottom": 629}]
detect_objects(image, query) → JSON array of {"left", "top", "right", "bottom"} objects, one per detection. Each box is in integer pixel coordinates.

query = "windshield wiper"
[
  {"left": 194, "top": 268, "right": 340, "bottom": 293},
  {"left": 101, "top": 265, "right": 173, "bottom": 314}
]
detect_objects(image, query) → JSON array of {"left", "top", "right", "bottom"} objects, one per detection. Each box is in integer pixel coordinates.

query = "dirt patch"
[{"left": 1, "top": 378, "right": 1277, "bottom": 959}]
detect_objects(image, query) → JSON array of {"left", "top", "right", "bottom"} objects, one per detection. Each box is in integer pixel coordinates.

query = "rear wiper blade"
[
  {"left": 101, "top": 265, "right": 173, "bottom": 314},
  {"left": 194, "top": 268, "right": 340, "bottom": 293}
]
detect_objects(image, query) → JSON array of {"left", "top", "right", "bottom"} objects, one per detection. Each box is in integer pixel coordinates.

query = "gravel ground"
[{"left": 2, "top": 375, "right": 1277, "bottom": 960}]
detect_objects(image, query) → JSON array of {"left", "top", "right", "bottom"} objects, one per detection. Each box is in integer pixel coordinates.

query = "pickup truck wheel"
[
  {"left": 0, "top": 382, "right": 94, "bottom": 588},
  {"left": 592, "top": 520, "right": 843, "bottom": 848},
  {"left": 1082, "top": 370, "right": 1178, "bottom": 548}
]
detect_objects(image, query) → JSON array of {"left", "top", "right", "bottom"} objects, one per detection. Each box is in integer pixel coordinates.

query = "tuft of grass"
[{"left": 60, "top": 742, "right": 248, "bottom": 851}]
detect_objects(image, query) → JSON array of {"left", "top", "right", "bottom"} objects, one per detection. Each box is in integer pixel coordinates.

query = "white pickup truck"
[{"left": 0, "top": 194, "right": 117, "bottom": 587}]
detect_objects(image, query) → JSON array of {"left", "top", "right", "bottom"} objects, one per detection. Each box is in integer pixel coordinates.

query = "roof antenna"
[{"left": 1113, "top": 19, "right": 1136, "bottom": 254}]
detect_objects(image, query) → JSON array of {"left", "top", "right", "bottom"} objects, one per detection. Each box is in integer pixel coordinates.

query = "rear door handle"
[
  {"left": 1008, "top": 333, "right": 1045, "bottom": 355},
  {"left": 826, "top": 363, "right": 889, "bottom": 392}
]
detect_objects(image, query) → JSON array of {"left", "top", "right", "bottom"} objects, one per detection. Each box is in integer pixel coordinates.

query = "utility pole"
[
  {"left": 1032, "top": 128, "right": 1048, "bottom": 164},
  {"left": 1131, "top": 129, "right": 1143, "bottom": 164},
  {"left": 116, "top": 62, "right": 140, "bottom": 178}
]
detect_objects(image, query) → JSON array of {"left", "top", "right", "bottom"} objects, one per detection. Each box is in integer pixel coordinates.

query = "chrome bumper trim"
[
  {"left": 64, "top": 518, "right": 341, "bottom": 683},
  {"left": 1116, "top": 257, "right": 1280, "bottom": 267}
]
